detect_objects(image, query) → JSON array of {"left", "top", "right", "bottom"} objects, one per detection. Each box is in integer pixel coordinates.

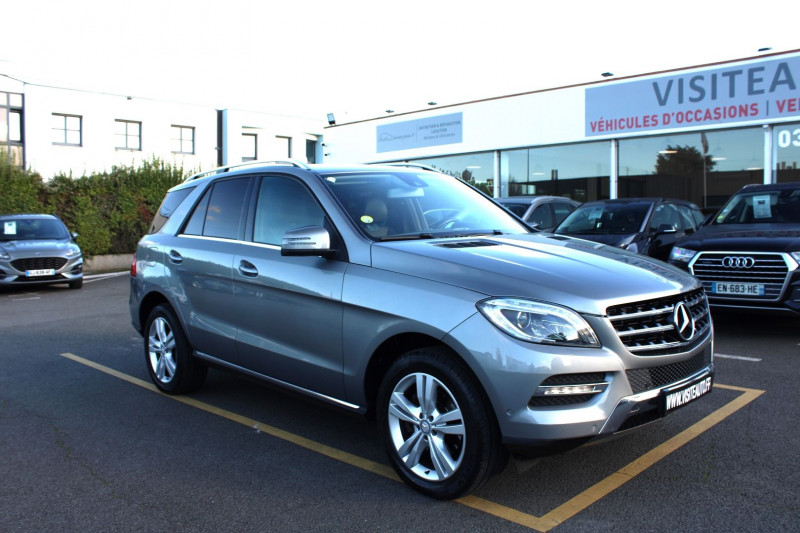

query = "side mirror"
[
  {"left": 281, "top": 226, "right": 337, "bottom": 258},
  {"left": 71, "top": 232, "right": 79, "bottom": 241},
  {"left": 656, "top": 224, "right": 677, "bottom": 235}
]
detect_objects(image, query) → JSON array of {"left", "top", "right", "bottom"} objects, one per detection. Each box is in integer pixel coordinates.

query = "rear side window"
[
  {"left": 149, "top": 187, "right": 195, "bottom": 234},
  {"left": 182, "top": 178, "right": 250, "bottom": 239}
]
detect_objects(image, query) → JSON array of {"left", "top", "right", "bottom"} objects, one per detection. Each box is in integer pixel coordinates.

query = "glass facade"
[
  {"left": 409, "top": 152, "right": 495, "bottom": 196},
  {"left": 402, "top": 125, "right": 796, "bottom": 212},
  {"left": 618, "top": 127, "right": 763, "bottom": 212},
  {"left": 774, "top": 122, "right": 800, "bottom": 184},
  {"left": 500, "top": 142, "right": 610, "bottom": 202}
]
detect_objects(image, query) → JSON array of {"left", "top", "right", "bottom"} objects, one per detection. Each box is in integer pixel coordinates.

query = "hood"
[
  {"left": 370, "top": 233, "right": 698, "bottom": 316},
  {"left": 0, "top": 239, "right": 76, "bottom": 256},
  {"left": 678, "top": 224, "right": 800, "bottom": 253}
]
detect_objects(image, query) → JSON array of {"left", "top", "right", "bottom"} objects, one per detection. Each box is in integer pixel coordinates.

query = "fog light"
[{"left": 539, "top": 383, "right": 607, "bottom": 396}]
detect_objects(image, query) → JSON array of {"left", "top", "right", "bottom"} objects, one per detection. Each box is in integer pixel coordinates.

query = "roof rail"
[
  {"left": 381, "top": 162, "right": 443, "bottom": 173},
  {"left": 187, "top": 159, "right": 311, "bottom": 180}
]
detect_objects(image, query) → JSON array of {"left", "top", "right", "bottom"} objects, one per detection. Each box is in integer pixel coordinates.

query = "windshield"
[
  {"left": 555, "top": 202, "right": 650, "bottom": 236},
  {"left": 0, "top": 218, "right": 70, "bottom": 241},
  {"left": 320, "top": 170, "right": 528, "bottom": 239},
  {"left": 712, "top": 188, "right": 800, "bottom": 225}
]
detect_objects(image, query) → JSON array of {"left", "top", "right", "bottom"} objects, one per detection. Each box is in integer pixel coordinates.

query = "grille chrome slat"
[{"left": 606, "top": 288, "right": 711, "bottom": 356}]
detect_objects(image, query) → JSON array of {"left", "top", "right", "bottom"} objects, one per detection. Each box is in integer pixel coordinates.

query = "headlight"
[
  {"left": 477, "top": 298, "right": 600, "bottom": 347},
  {"left": 66, "top": 245, "right": 81, "bottom": 257},
  {"left": 0, "top": 249, "right": 9, "bottom": 260},
  {"left": 669, "top": 246, "right": 697, "bottom": 263}
]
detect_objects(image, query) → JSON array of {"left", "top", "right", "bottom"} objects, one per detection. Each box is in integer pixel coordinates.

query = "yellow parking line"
[{"left": 60, "top": 353, "right": 763, "bottom": 532}]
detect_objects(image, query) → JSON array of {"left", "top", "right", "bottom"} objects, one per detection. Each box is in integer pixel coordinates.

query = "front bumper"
[
  {"left": 0, "top": 256, "right": 84, "bottom": 286},
  {"left": 446, "top": 312, "right": 715, "bottom": 452}
]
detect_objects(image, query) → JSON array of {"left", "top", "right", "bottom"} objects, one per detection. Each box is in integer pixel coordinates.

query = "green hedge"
[{"left": 0, "top": 157, "right": 185, "bottom": 257}]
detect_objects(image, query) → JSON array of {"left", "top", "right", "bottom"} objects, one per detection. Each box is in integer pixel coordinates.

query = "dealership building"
[
  {"left": 3, "top": 49, "right": 800, "bottom": 211},
  {"left": 323, "top": 49, "right": 800, "bottom": 211}
]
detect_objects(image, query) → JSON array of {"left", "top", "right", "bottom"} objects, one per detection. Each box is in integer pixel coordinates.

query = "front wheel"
[
  {"left": 377, "top": 347, "right": 506, "bottom": 499},
  {"left": 144, "top": 304, "right": 207, "bottom": 394}
]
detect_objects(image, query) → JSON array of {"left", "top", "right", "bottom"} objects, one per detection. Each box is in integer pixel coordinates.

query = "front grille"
[
  {"left": 11, "top": 257, "right": 68, "bottom": 271},
  {"left": 690, "top": 252, "right": 791, "bottom": 301},
  {"left": 540, "top": 373, "right": 606, "bottom": 385},
  {"left": 607, "top": 288, "right": 711, "bottom": 356},
  {"left": 626, "top": 347, "right": 712, "bottom": 394}
]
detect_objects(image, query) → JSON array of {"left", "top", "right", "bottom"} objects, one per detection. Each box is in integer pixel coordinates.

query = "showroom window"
[
  {"left": 171, "top": 125, "right": 195, "bottom": 154},
  {"left": 405, "top": 152, "right": 494, "bottom": 196},
  {"left": 618, "top": 127, "right": 763, "bottom": 212},
  {"left": 52, "top": 113, "right": 82, "bottom": 146},
  {"left": 115, "top": 119, "right": 141, "bottom": 151},
  {"left": 500, "top": 142, "right": 610, "bottom": 202},
  {"left": 774, "top": 122, "right": 800, "bottom": 184}
]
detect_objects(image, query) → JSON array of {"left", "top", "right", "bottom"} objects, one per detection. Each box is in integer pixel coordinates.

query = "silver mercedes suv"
[{"left": 129, "top": 161, "right": 714, "bottom": 499}]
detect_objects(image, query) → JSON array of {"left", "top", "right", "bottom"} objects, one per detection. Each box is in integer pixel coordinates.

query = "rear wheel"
[
  {"left": 144, "top": 304, "right": 207, "bottom": 394},
  {"left": 377, "top": 347, "right": 506, "bottom": 499}
]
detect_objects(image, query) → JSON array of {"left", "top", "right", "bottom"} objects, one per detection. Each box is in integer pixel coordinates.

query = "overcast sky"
[{"left": 2, "top": 0, "right": 797, "bottom": 123}]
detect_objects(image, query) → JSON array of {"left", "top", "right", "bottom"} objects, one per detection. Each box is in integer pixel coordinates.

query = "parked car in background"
[
  {"left": 0, "top": 213, "right": 83, "bottom": 289},
  {"left": 553, "top": 198, "right": 705, "bottom": 261},
  {"left": 495, "top": 196, "right": 580, "bottom": 231},
  {"left": 130, "top": 161, "right": 714, "bottom": 499},
  {"left": 669, "top": 182, "right": 800, "bottom": 315}
]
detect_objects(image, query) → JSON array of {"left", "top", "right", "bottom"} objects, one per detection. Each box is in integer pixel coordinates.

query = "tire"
[
  {"left": 376, "top": 347, "right": 506, "bottom": 499},
  {"left": 144, "top": 304, "right": 207, "bottom": 394},
  {"left": 68, "top": 278, "right": 83, "bottom": 289}
]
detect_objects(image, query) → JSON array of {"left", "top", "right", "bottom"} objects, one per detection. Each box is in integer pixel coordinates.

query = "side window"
[
  {"left": 552, "top": 202, "right": 576, "bottom": 226},
  {"left": 150, "top": 186, "right": 195, "bottom": 234},
  {"left": 527, "top": 204, "right": 553, "bottom": 228},
  {"left": 676, "top": 205, "right": 700, "bottom": 231},
  {"left": 650, "top": 204, "right": 680, "bottom": 231},
  {"left": 182, "top": 178, "right": 249, "bottom": 239},
  {"left": 253, "top": 176, "right": 325, "bottom": 245}
]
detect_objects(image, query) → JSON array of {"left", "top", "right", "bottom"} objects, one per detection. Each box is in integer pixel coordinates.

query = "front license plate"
[
  {"left": 26, "top": 269, "right": 55, "bottom": 277},
  {"left": 663, "top": 375, "right": 713, "bottom": 413},
  {"left": 712, "top": 282, "right": 764, "bottom": 296}
]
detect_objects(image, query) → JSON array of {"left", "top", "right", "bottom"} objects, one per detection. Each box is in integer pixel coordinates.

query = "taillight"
[{"left": 130, "top": 255, "right": 137, "bottom": 277}]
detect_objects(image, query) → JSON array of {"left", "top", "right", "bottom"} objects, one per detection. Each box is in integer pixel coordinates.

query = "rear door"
[{"left": 169, "top": 176, "right": 252, "bottom": 359}]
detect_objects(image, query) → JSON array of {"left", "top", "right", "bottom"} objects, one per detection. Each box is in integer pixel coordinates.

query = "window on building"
[
  {"left": 1, "top": 91, "right": 24, "bottom": 166},
  {"left": 306, "top": 139, "right": 317, "bottom": 163},
  {"left": 618, "top": 127, "right": 762, "bottom": 212},
  {"left": 774, "top": 122, "right": 800, "bottom": 184},
  {"left": 276, "top": 136, "right": 291, "bottom": 158},
  {"left": 52, "top": 113, "right": 82, "bottom": 146},
  {"left": 406, "top": 152, "right": 495, "bottom": 196},
  {"left": 242, "top": 133, "right": 257, "bottom": 161},
  {"left": 115, "top": 119, "right": 141, "bottom": 150},
  {"left": 501, "top": 142, "right": 610, "bottom": 202},
  {"left": 171, "top": 125, "right": 195, "bottom": 154}
]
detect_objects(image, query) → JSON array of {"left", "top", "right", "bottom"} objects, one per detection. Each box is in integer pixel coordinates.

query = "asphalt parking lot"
[{"left": 1, "top": 274, "right": 798, "bottom": 532}]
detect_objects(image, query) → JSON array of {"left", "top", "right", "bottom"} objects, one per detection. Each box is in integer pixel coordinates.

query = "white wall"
[
  {"left": 16, "top": 84, "right": 325, "bottom": 179},
  {"left": 322, "top": 85, "right": 586, "bottom": 163},
  {"left": 23, "top": 85, "right": 219, "bottom": 178}
]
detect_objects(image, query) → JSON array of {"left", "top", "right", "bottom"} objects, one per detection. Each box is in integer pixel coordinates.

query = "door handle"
[
  {"left": 168, "top": 250, "right": 183, "bottom": 264},
  {"left": 238, "top": 260, "right": 258, "bottom": 277}
]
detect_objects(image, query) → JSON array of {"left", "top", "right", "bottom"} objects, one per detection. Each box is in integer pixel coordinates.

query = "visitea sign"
[
  {"left": 585, "top": 55, "right": 800, "bottom": 136},
  {"left": 377, "top": 113, "right": 462, "bottom": 153}
]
